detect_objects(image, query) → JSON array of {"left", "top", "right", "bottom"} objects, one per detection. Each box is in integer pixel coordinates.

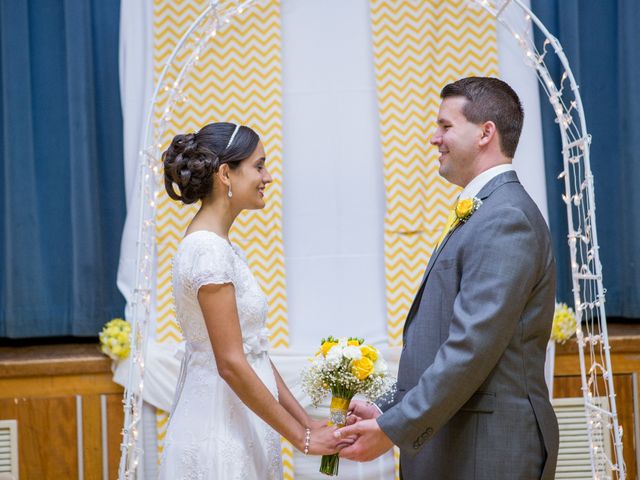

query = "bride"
[{"left": 158, "top": 122, "right": 347, "bottom": 479}]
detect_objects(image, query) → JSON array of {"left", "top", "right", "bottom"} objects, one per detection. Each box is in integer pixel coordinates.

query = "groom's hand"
[
  {"left": 348, "top": 399, "right": 381, "bottom": 422},
  {"left": 335, "top": 419, "right": 393, "bottom": 462}
]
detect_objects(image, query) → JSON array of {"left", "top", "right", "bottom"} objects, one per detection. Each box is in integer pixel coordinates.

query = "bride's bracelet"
[{"left": 303, "top": 427, "right": 311, "bottom": 455}]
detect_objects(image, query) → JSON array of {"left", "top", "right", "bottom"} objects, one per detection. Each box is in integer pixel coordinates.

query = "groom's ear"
[{"left": 478, "top": 121, "right": 497, "bottom": 147}]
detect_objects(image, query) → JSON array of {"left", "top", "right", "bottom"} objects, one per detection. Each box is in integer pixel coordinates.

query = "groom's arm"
[{"left": 376, "top": 206, "right": 548, "bottom": 454}]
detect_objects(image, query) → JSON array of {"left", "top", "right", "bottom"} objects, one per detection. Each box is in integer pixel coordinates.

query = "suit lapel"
[
  {"left": 401, "top": 170, "right": 521, "bottom": 339},
  {"left": 401, "top": 223, "right": 459, "bottom": 338}
]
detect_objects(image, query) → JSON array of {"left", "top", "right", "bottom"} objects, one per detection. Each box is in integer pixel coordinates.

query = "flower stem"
[{"left": 320, "top": 453, "right": 340, "bottom": 476}]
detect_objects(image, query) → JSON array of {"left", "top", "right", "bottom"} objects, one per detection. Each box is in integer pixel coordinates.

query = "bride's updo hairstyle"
[{"left": 163, "top": 122, "right": 260, "bottom": 204}]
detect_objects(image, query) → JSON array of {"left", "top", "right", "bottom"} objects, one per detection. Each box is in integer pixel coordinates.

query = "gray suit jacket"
[{"left": 377, "top": 171, "right": 559, "bottom": 479}]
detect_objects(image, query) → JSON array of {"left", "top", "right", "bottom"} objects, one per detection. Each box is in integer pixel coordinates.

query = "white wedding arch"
[
  {"left": 476, "top": 1, "right": 625, "bottom": 478},
  {"left": 119, "top": 1, "right": 625, "bottom": 478}
]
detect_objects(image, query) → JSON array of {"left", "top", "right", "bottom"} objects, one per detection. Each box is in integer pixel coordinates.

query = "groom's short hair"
[{"left": 441, "top": 77, "right": 524, "bottom": 158}]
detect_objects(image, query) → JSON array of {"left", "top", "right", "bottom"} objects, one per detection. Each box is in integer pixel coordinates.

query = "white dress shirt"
[{"left": 459, "top": 164, "right": 515, "bottom": 199}]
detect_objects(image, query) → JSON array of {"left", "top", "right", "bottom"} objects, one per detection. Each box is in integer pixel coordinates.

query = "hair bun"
[
  {"left": 173, "top": 132, "right": 197, "bottom": 154},
  {"left": 162, "top": 132, "right": 216, "bottom": 204}
]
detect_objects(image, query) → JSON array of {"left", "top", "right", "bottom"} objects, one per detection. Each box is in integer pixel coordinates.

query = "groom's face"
[{"left": 430, "top": 96, "right": 483, "bottom": 187}]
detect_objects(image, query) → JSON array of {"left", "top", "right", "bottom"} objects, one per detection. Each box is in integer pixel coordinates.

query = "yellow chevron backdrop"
[
  {"left": 370, "top": 0, "right": 499, "bottom": 348},
  {"left": 152, "top": 0, "right": 291, "bottom": 473}
]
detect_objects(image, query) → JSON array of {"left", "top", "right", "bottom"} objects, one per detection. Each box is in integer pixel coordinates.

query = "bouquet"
[
  {"left": 99, "top": 318, "right": 131, "bottom": 361},
  {"left": 302, "top": 336, "right": 395, "bottom": 476},
  {"left": 551, "top": 302, "right": 577, "bottom": 344}
]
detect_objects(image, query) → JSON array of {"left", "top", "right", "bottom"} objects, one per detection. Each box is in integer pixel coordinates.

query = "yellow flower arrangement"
[
  {"left": 551, "top": 303, "right": 577, "bottom": 343},
  {"left": 455, "top": 197, "right": 482, "bottom": 223},
  {"left": 99, "top": 318, "right": 131, "bottom": 361}
]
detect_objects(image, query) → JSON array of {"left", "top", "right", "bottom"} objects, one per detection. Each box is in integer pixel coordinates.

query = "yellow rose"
[
  {"left": 455, "top": 198, "right": 474, "bottom": 219},
  {"left": 347, "top": 339, "right": 360, "bottom": 346},
  {"left": 351, "top": 357, "right": 375, "bottom": 380},
  {"left": 318, "top": 341, "right": 338, "bottom": 357},
  {"left": 360, "top": 345, "right": 379, "bottom": 362}
]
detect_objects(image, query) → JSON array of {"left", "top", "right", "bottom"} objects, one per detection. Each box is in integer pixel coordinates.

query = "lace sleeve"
[{"left": 187, "top": 241, "right": 236, "bottom": 295}]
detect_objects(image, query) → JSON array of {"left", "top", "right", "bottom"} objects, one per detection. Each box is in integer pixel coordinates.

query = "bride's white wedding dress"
[{"left": 159, "top": 231, "right": 283, "bottom": 480}]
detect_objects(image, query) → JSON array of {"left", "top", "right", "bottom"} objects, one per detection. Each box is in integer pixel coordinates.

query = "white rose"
[
  {"left": 374, "top": 357, "right": 388, "bottom": 374},
  {"left": 343, "top": 346, "right": 363, "bottom": 360},
  {"left": 325, "top": 345, "right": 344, "bottom": 365}
]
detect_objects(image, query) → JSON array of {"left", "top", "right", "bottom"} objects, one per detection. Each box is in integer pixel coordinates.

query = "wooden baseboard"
[{"left": 0, "top": 343, "right": 124, "bottom": 479}]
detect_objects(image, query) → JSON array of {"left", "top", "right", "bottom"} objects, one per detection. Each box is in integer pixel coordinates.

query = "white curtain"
[{"left": 117, "top": 0, "right": 548, "bottom": 478}]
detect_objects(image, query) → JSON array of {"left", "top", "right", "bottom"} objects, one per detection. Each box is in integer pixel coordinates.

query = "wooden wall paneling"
[
  {"left": 0, "top": 393, "right": 125, "bottom": 479},
  {"left": 82, "top": 394, "right": 102, "bottom": 480},
  {"left": 15, "top": 396, "right": 79, "bottom": 479},
  {"left": 106, "top": 393, "right": 124, "bottom": 479},
  {"left": 0, "top": 345, "right": 126, "bottom": 479},
  {"left": 0, "top": 372, "right": 123, "bottom": 399}
]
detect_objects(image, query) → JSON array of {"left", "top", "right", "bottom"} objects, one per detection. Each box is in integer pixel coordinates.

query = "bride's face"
[{"left": 228, "top": 141, "right": 272, "bottom": 210}]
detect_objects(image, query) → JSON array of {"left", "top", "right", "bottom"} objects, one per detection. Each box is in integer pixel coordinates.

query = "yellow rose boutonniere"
[
  {"left": 455, "top": 197, "right": 482, "bottom": 223},
  {"left": 351, "top": 356, "right": 375, "bottom": 380}
]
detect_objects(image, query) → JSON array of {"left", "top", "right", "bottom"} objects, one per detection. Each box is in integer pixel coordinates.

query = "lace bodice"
[{"left": 172, "top": 230, "right": 270, "bottom": 356}]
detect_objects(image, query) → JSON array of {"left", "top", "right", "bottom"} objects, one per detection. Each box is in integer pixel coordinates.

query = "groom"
[{"left": 338, "top": 77, "right": 559, "bottom": 479}]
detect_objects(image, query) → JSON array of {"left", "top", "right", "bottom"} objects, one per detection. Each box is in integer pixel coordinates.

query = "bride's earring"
[{"left": 228, "top": 184, "right": 233, "bottom": 198}]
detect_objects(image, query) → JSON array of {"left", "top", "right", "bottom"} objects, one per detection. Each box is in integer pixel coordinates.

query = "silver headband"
[{"left": 226, "top": 124, "right": 241, "bottom": 150}]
